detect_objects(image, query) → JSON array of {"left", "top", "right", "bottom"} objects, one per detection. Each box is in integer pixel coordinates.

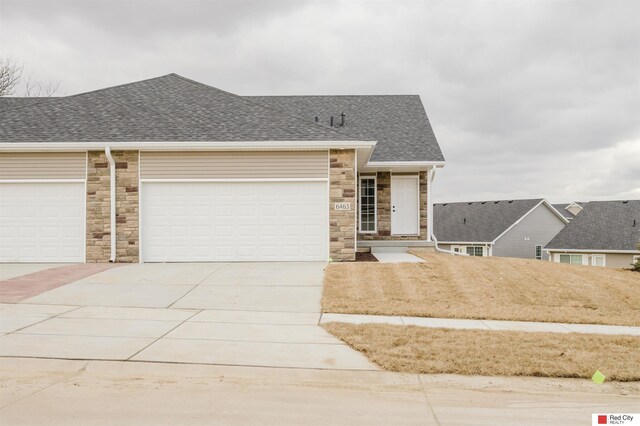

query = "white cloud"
[{"left": 1, "top": 0, "right": 638, "bottom": 203}]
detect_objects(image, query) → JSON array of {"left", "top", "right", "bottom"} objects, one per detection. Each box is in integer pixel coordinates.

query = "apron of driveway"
[{"left": 0, "top": 263, "right": 375, "bottom": 371}]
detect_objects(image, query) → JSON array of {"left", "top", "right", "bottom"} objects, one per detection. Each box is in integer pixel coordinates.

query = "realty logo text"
[{"left": 594, "top": 414, "right": 639, "bottom": 425}]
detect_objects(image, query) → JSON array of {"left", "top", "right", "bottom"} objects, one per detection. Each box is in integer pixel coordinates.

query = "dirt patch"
[
  {"left": 355, "top": 252, "right": 378, "bottom": 262},
  {"left": 324, "top": 322, "right": 640, "bottom": 381},
  {"left": 322, "top": 251, "right": 640, "bottom": 326}
]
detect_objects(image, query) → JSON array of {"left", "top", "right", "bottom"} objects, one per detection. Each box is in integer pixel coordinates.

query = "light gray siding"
[
  {"left": 493, "top": 203, "right": 566, "bottom": 260},
  {"left": 549, "top": 252, "right": 637, "bottom": 269},
  {"left": 140, "top": 151, "right": 328, "bottom": 179}
]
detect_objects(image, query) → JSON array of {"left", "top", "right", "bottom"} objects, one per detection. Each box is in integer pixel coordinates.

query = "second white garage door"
[{"left": 141, "top": 181, "right": 328, "bottom": 262}]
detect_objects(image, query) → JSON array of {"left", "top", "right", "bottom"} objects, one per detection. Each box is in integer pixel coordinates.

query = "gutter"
[
  {"left": 0, "top": 140, "right": 377, "bottom": 151},
  {"left": 545, "top": 248, "right": 640, "bottom": 254},
  {"left": 104, "top": 147, "right": 116, "bottom": 263}
]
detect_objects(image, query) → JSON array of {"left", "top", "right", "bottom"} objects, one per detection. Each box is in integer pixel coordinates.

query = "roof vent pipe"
[
  {"left": 330, "top": 116, "right": 334, "bottom": 127},
  {"left": 315, "top": 116, "right": 319, "bottom": 123},
  {"left": 340, "top": 112, "right": 346, "bottom": 126},
  {"left": 104, "top": 147, "right": 116, "bottom": 263}
]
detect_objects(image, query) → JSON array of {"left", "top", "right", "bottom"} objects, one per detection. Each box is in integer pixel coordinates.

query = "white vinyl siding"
[
  {"left": 0, "top": 182, "right": 85, "bottom": 262},
  {"left": 0, "top": 152, "right": 86, "bottom": 180},
  {"left": 141, "top": 181, "right": 328, "bottom": 262},
  {"left": 140, "top": 151, "right": 328, "bottom": 179}
]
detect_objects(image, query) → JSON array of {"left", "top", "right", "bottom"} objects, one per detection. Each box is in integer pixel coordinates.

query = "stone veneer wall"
[
  {"left": 114, "top": 151, "right": 139, "bottom": 262},
  {"left": 86, "top": 150, "right": 139, "bottom": 263},
  {"left": 329, "top": 149, "right": 356, "bottom": 262},
  {"left": 86, "top": 151, "right": 111, "bottom": 262},
  {"left": 358, "top": 171, "right": 428, "bottom": 241}
]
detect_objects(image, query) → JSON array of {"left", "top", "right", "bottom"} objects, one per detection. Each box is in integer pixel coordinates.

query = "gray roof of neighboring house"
[
  {"left": 433, "top": 199, "right": 546, "bottom": 243},
  {"left": 0, "top": 74, "right": 356, "bottom": 143},
  {"left": 246, "top": 95, "right": 444, "bottom": 162},
  {"left": 0, "top": 75, "right": 444, "bottom": 162},
  {"left": 552, "top": 202, "right": 586, "bottom": 220},
  {"left": 545, "top": 200, "right": 640, "bottom": 251},
  {"left": 0, "top": 97, "right": 51, "bottom": 112}
]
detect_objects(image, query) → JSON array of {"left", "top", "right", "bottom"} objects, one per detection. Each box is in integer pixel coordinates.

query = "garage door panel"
[
  {"left": 0, "top": 183, "right": 85, "bottom": 263},
  {"left": 141, "top": 181, "right": 327, "bottom": 262}
]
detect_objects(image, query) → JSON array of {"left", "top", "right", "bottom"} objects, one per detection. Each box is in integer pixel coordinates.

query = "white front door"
[
  {"left": 141, "top": 181, "right": 328, "bottom": 262},
  {"left": 0, "top": 182, "right": 85, "bottom": 262},
  {"left": 391, "top": 176, "right": 419, "bottom": 235}
]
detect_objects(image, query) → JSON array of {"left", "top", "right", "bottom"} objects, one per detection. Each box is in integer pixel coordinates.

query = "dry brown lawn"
[
  {"left": 322, "top": 251, "right": 640, "bottom": 326},
  {"left": 324, "top": 323, "right": 640, "bottom": 381}
]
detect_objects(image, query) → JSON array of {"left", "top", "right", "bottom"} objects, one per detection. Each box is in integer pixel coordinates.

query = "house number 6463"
[{"left": 334, "top": 203, "right": 351, "bottom": 211}]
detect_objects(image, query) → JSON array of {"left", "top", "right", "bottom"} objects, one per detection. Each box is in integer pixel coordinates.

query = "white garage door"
[
  {"left": 141, "top": 181, "right": 328, "bottom": 262},
  {"left": 0, "top": 183, "right": 85, "bottom": 262}
]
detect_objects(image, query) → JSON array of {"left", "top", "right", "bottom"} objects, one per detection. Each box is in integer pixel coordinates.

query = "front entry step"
[{"left": 371, "top": 246, "right": 408, "bottom": 254}]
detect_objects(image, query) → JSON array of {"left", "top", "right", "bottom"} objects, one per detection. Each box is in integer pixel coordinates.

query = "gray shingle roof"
[
  {"left": 545, "top": 200, "right": 640, "bottom": 251},
  {"left": 434, "top": 199, "right": 544, "bottom": 242},
  {"left": 0, "top": 74, "right": 356, "bottom": 143},
  {"left": 0, "top": 76, "right": 445, "bottom": 162},
  {"left": 0, "top": 97, "right": 51, "bottom": 112},
  {"left": 246, "top": 95, "right": 444, "bottom": 162}
]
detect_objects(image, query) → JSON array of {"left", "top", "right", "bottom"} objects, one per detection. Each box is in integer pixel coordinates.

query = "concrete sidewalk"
[
  {"left": 371, "top": 252, "right": 424, "bottom": 263},
  {"left": 320, "top": 313, "right": 640, "bottom": 336},
  {"left": 2, "top": 358, "right": 638, "bottom": 426}
]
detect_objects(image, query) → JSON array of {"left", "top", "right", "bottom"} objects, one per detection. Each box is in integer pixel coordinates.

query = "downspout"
[
  {"left": 105, "top": 147, "right": 116, "bottom": 262},
  {"left": 427, "top": 167, "right": 436, "bottom": 242},
  {"left": 432, "top": 234, "right": 468, "bottom": 256}
]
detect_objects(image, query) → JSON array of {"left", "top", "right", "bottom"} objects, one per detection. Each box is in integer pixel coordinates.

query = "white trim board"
[
  {"left": 546, "top": 249, "right": 640, "bottom": 254},
  {"left": 0, "top": 179, "right": 87, "bottom": 183},
  {"left": 0, "top": 140, "right": 376, "bottom": 151},
  {"left": 139, "top": 178, "right": 328, "bottom": 183}
]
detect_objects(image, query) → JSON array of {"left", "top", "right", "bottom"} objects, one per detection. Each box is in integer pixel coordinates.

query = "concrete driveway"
[{"left": 0, "top": 263, "right": 375, "bottom": 370}]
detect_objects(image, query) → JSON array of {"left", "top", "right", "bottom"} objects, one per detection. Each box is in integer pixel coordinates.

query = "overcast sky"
[{"left": 1, "top": 0, "right": 638, "bottom": 203}]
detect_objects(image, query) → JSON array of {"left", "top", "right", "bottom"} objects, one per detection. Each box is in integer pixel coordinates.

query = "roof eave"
[
  {"left": 0, "top": 140, "right": 376, "bottom": 152},
  {"left": 362, "top": 160, "right": 446, "bottom": 172},
  {"left": 544, "top": 248, "right": 640, "bottom": 254}
]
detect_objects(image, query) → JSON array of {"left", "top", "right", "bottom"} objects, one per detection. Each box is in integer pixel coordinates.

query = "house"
[
  {"left": 0, "top": 74, "right": 445, "bottom": 263},
  {"left": 552, "top": 202, "right": 586, "bottom": 221},
  {"left": 545, "top": 200, "right": 640, "bottom": 268},
  {"left": 433, "top": 199, "right": 568, "bottom": 259}
]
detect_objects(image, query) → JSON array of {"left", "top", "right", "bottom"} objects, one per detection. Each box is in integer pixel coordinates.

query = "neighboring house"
[
  {"left": 545, "top": 200, "right": 640, "bottom": 268},
  {"left": 552, "top": 202, "right": 586, "bottom": 221},
  {"left": 0, "top": 74, "right": 445, "bottom": 263},
  {"left": 433, "top": 199, "right": 568, "bottom": 259}
]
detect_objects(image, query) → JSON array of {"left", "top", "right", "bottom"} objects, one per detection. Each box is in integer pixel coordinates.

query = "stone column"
[
  {"left": 114, "top": 151, "right": 139, "bottom": 262},
  {"left": 329, "top": 149, "right": 356, "bottom": 261},
  {"left": 86, "top": 151, "right": 111, "bottom": 262},
  {"left": 85, "top": 150, "right": 139, "bottom": 263}
]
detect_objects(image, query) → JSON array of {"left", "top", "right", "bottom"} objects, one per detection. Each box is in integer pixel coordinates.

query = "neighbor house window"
[
  {"left": 466, "top": 246, "right": 484, "bottom": 257},
  {"left": 591, "top": 254, "right": 605, "bottom": 267},
  {"left": 535, "top": 245, "right": 542, "bottom": 260},
  {"left": 359, "top": 176, "right": 376, "bottom": 233},
  {"left": 559, "top": 254, "right": 583, "bottom": 265}
]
